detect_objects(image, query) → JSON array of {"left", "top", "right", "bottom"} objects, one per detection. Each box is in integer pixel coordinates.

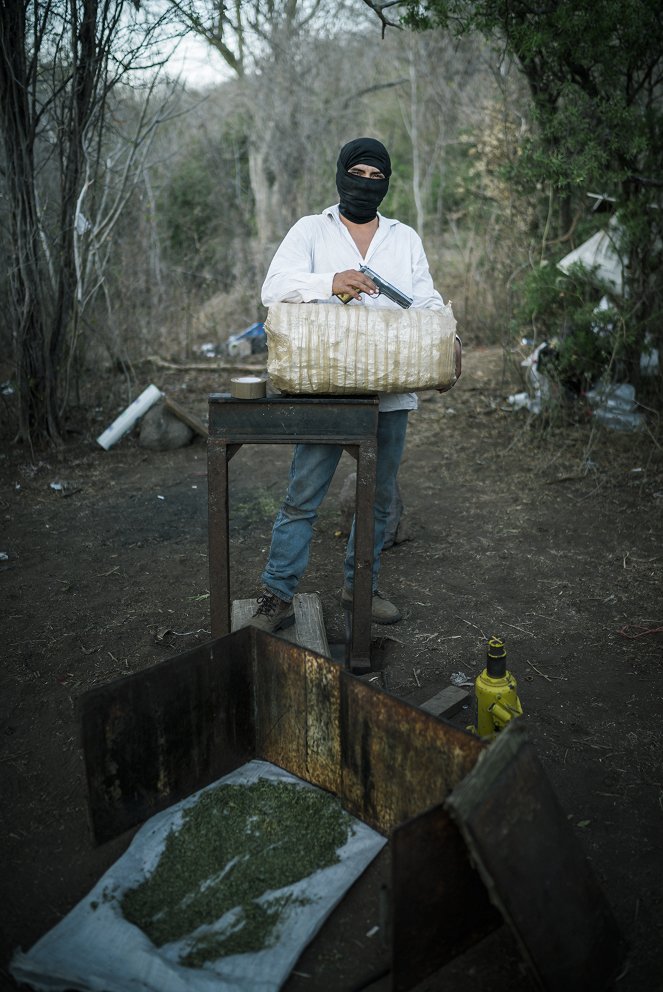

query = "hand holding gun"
[{"left": 334, "top": 265, "right": 413, "bottom": 309}]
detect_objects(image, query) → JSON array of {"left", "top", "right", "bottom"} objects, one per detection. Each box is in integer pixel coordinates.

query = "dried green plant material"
[{"left": 120, "top": 778, "right": 353, "bottom": 966}]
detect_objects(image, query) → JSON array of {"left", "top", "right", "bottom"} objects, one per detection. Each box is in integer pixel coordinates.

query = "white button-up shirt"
[{"left": 261, "top": 204, "right": 445, "bottom": 411}]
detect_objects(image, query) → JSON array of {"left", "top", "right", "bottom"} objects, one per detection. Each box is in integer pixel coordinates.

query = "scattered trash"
[
  {"left": 616, "top": 623, "right": 663, "bottom": 640},
  {"left": 97, "top": 385, "right": 163, "bottom": 450},
  {"left": 1, "top": 381, "right": 15, "bottom": 396},
  {"left": 197, "top": 323, "right": 267, "bottom": 359},
  {"left": 75, "top": 211, "right": 92, "bottom": 236},
  {"left": 557, "top": 216, "right": 624, "bottom": 295},
  {"left": 510, "top": 338, "right": 647, "bottom": 430},
  {"left": 198, "top": 342, "right": 222, "bottom": 358},
  {"left": 590, "top": 295, "right": 616, "bottom": 335},
  {"left": 507, "top": 341, "right": 551, "bottom": 413},
  {"left": 450, "top": 671, "right": 473, "bottom": 687},
  {"left": 0, "top": 552, "right": 8, "bottom": 561},
  {"left": 586, "top": 382, "right": 644, "bottom": 431},
  {"left": 154, "top": 626, "right": 210, "bottom": 643},
  {"left": 49, "top": 480, "right": 81, "bottom": 497},
  {"left": 226, "top": 321, "right": 267, "bottom": 358},
  {"left": 640, "top": 342, "right": 659, "bottom": 375},
  {"left": 507, "top": 393, "right": 543, "bottom": 414}
]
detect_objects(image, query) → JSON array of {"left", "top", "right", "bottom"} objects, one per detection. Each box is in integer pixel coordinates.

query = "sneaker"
[
  {"left": 249, "top": 590, "right": 295, "bottom": 633},
  {"left": 339, "top": 587, "right": 402, "bottom": 625}
]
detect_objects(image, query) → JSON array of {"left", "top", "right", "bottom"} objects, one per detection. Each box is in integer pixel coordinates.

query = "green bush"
[
  {"left": 515, "top": 261, "right": 620, "bottom": 393},
  {"left": 158, "top": 129, "right": 252, "bottom": 290}
]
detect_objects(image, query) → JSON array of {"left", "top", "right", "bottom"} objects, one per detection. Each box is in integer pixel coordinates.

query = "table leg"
[
  {"left": 207, "top": 440, "right": 231, "bottom": 637},
  {"left": 352, "top": 438, "right": 377, "bottom": 671}
]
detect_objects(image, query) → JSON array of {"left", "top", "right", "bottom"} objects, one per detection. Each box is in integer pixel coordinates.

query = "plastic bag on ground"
[{"left": 11, "top": 761, "right": 386, "bottom": 992}]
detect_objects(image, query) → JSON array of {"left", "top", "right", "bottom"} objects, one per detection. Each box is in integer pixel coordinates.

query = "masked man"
[{"left": 249, "top": 136, "right": 460, "bottom": 632}]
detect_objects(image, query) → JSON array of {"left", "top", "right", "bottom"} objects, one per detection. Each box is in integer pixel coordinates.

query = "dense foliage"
[{"left": 405, "top": 0, "right": 663, "bottom": 393}]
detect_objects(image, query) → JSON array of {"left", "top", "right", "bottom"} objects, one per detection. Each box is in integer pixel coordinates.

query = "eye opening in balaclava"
[{"left": 336, "top": 137, "right": 391, "bottom": 225}]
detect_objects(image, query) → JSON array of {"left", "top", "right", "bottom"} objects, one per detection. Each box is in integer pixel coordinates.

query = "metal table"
[{"left": 207, "top": 393, "right": 379, "bottom": 669}]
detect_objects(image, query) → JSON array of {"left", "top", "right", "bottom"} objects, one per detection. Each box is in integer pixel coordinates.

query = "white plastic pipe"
[{"left": 96, "top": 384, "right": 163, "bottom": 450}]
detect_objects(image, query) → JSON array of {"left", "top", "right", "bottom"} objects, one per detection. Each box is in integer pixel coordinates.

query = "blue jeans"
[{"left": 261, "top": 410, "right": 409, "bottom": 602}]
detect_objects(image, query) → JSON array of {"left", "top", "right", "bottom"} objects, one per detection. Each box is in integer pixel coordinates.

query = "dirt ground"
[{"left": 1, "top": 345, "right": 662, "bottom": 991}]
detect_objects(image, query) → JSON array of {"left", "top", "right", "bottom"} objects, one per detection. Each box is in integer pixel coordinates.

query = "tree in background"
[
  {"left": 396, "top": 0, "right": 663, "bottom": 392},
  {"left": 0, "top": 1, "right": 171, "bottom": 445},
  {"left": 163, "top": 0, "right": 364, "bottom": 264}
]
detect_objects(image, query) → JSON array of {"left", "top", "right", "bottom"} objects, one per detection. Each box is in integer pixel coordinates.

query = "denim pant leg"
[
  {"left": 343, "top": 410, "right": 409, "bottom": 591},
  {"left": 261, "top": 442, "right": 343, "bottom": 602}
]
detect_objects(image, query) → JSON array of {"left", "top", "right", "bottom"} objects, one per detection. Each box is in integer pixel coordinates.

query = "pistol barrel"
[{"left": 359, "top": 265, "right": 413, "bottom": 309}]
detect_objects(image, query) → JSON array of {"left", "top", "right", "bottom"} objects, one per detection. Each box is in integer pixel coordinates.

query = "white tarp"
[
  {"left": 11, "top": 761, "right": 386, "bottom": 992},
  {"left": 557, "top": 217, "right": 624, "bottom": 294},
  {"left": 265, "top": 302, "right": 457, "bottom": 394}
]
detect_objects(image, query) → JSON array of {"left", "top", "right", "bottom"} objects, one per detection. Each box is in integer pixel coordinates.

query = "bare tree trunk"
[
  {"left": 0, "top": 3, "right": 57, "bottom": 441},
  {"left": 408, "top": 41, "right": 425, "bottom": 238},
  {"left": 0, "top": 0, "right": 167, "bottom": 445},
  {"left": 168, "top": 0, "right": 342, "bottom": 262}
]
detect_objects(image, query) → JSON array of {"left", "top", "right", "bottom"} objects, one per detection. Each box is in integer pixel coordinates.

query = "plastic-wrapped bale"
[{"left": 265, "top": 302, "right": 457, "bottom": 394}]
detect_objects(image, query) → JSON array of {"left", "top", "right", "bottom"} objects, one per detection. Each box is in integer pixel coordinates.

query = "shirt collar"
[{"left": 323, "top": 203, "right": 399, "bottom": 228}]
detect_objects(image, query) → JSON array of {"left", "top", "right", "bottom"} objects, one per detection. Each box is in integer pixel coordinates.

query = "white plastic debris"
[
  {"left": 49, "top": 480, "right": 81, "bottom": 497},
  {"left": 557, "top": 217, "right": 624, "bottom": 294},
  {"left": 586, "top": 381, "right": 644, "bottom": 431},
  {"left": 640, "top": 346, "right": 659, "bottom": 375},
  {"left": 96, "top": 385, "right": 163, "bottom": 450},
  {"left": 507, "top": 341, "right": 551, "bottom": 414}
]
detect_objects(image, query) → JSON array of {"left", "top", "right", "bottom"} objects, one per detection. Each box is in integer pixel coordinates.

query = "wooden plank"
[
  {"left": 419, "top": 685, "right": 471, "bottom": 719},
  {"left": 163, "top": 394, "right": 208, "bottom": 437},
  {"left": 446, "top": 721, "right": 627, "bottom": 992},
  {"left": 232, "top": 593, "right": 331, "bottom": 658}
]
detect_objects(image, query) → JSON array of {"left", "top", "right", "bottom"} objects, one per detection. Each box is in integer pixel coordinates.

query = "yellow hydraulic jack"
[{"left": 469, "top": 637, "right": 523, "bottom": 738}]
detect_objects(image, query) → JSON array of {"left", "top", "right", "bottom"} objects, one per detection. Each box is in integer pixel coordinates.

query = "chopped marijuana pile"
[{"left": 120, "top": 777, "right": 353, "bottom": 967}]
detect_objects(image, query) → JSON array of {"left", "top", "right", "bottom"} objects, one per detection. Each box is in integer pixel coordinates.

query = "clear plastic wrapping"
[{"left": 266, "top": 302, "right": 457, "bottom": 394}]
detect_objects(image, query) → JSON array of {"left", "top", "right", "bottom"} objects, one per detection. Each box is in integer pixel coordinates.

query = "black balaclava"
[{"left": 336, "top": 137, "right": 391, "bottom": 224}]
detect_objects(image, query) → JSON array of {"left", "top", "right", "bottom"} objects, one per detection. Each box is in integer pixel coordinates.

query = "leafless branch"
[{"left": 361, "top": 0, "right": 407, "bottom": 38}]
